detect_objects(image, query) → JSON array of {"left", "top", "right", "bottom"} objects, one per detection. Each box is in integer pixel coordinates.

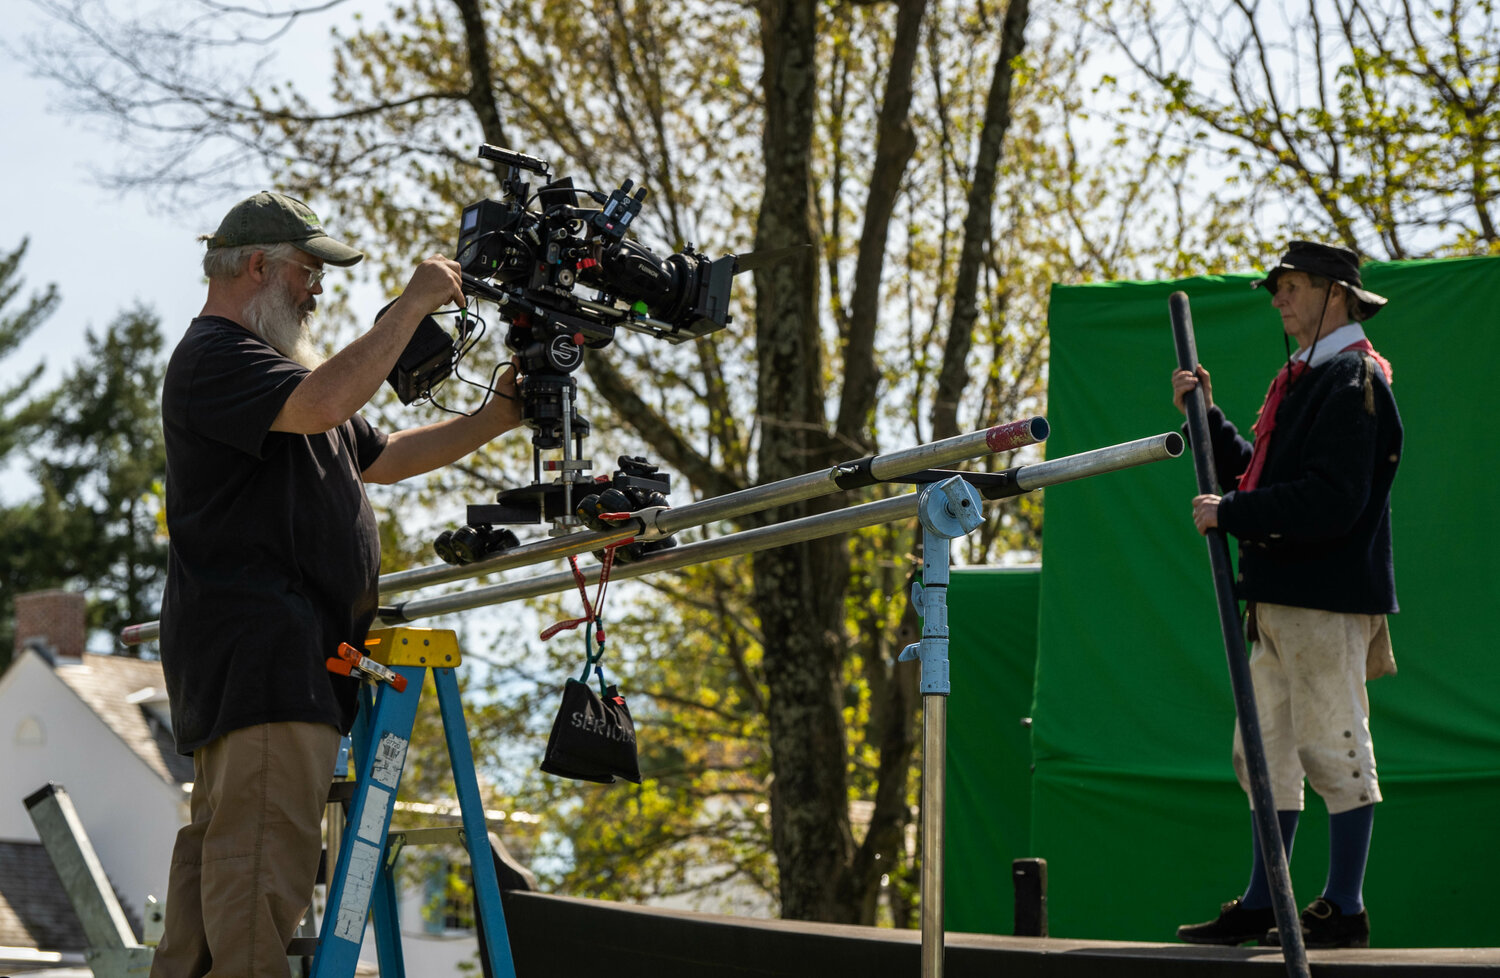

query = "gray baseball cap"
[{"left": 205, "top": 191, "right": 364, "bottom": 266}]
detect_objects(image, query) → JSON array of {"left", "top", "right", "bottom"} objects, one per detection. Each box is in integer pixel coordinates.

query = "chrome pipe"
[
  {"left": 379, "top": 429, "right": 1180, "bottom": 624},
  {"left": 1012, "top": 431, "right": 1183, "bottom": 493},
  {"left": 378, "top": 527, "right": 641, "bottom": 594},
  {"left": 382, "top": 494, "right": 922, "bottom": 622},
  {"left": 921, "top": 695, "right": 947, "bottom": 978},
  {"left": 657, "top": 415, "right": 1048, "bottom": 533},
  {"left": 117, "top": 426, "right": 1175, "bottom": 645},
  {"left": 377, "top": 416, "right": 1048, "bottom": 597}
]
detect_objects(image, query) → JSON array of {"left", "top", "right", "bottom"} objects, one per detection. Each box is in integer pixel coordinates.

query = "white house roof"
[
  {"left": 0, "top": 840, "right": 86, "bottom": 952},
  {"left": 0, "top": 837, "right": 143, "bottom": 956},
  {"left": 49, "top": 653, "right": 194, "bottom": 786}
]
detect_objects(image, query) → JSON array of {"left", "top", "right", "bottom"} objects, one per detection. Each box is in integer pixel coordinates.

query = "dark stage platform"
[{"left": 499, "top": 891, "right": 1500, "bottom": 976}]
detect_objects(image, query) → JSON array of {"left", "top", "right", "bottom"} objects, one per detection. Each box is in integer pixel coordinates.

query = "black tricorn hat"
[{"left": 1252, "top": 240, "right": 1388, "bottom": 320}]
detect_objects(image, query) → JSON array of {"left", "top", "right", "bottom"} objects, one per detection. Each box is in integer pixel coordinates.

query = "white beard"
[{"left": 242, "top": 278, "right": 324, "bottom": 369}]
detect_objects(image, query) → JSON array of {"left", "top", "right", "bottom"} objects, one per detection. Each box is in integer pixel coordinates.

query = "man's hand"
[
  {"left": 1171, "top": 365, "right": 1214, "bottom": 415},
  {"left": 272, "top": 254, "right": 466, "bottom": 435},
  {"left": 401, "top": 254, "right": 465, "bottom": 314},
  {"left": 488, "top": 361, "right": 524, "bottom": 432},
  {"left": 1192, "top": 493, "right": 1221, "bottom": 534}
]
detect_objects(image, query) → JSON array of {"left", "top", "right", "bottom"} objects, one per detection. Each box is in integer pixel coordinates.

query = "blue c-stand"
[{"left": 898, "top": 476, "right": 985, "bottom": 978}]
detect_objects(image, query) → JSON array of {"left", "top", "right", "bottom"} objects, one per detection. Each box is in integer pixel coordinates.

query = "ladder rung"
[
  {"left": 326, "top": 780, "right": 358, "bottom": 806},
  {"left": 388, "top": 826, "right": 466, "bottom": 848},
  {"left": 287, "top": 937, "right": 318, "bottom": 957}
]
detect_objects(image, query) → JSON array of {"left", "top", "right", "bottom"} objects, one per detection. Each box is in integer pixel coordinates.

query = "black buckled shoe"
[
  {"left": 1264, "top": 897, "right": 1370, "bottom": 949},
  {"left": 1177, "top": 898, "right": 1276, "bottom": 946}
]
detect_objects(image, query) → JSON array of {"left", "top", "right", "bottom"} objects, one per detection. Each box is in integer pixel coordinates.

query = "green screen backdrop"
[
  {"left": 946, "top": 255, "right": 1500, "bottom": 948},
  {"left": 945, "top": 566, "right": 1041, "bottom": 935}
]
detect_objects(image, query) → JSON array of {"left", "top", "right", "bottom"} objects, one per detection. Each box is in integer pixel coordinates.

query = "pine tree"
[
  {"left": 24, "top": 306, "right": 169, "bottom": 656},
  {"left": 0, "top": 238, "right": 61, "bottom": 669}
]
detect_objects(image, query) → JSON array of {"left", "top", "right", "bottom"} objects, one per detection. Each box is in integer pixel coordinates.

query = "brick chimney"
[{"left": 14, "top": 589, "right": 87, "bottom": 666}]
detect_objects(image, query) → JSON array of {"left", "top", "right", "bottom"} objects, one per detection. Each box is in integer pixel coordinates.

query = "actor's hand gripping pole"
[
  {"left": 1169, "top": 292, "right": 1309, "bottom": 978},
  {"left": 898, "top": 476, "right": 985, "bottom": 978}
]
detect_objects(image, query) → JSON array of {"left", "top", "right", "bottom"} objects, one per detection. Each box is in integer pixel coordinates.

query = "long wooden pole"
[{"left": 1169, "top": 291, "right": 1308, "bottom": 978}]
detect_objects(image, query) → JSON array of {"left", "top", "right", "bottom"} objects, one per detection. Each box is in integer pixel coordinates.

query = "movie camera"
[{"left": 387, "top": 144, "right": 751, "bottom": 564}]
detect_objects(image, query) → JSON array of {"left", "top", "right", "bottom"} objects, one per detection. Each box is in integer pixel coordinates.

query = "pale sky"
[
  {"left": 0, "top": 1, "right": 378, "bottom": 501},
  {"left": 0, "top": 18, "right": 209, "bottom": 388}
]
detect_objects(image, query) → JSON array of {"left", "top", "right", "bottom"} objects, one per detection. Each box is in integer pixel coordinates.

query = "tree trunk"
[
  {"left": 753, "top": 0, "right": 860, "bottom": 922},
  {"left": 834, "top": 0, "right": 928, "bottom": 453},
  {"left": 931, "top": 0, "right": 1030, "bottom": 442}
]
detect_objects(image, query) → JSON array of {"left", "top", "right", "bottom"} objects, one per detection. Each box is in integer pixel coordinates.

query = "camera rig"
[{"left": 388, "top": 144, "right": 749, "bottom": 564}]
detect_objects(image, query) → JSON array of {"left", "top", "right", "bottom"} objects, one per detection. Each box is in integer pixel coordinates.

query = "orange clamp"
[{"left": 326, "top": 642, "right": 408, "bottom": 693}]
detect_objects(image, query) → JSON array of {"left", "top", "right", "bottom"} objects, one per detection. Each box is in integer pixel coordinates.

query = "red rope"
[{"left": 539, "top": 546, "right": 619, "bottom": 642}]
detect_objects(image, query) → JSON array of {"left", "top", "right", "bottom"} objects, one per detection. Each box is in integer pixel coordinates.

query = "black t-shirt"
[{"left": 160, "top": 316, "right": 388, "bottom": 754}]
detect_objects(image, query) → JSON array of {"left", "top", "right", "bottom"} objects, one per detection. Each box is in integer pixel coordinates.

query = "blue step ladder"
[{"left": 310, "top": 626, "right": 517, "bottom": 978}]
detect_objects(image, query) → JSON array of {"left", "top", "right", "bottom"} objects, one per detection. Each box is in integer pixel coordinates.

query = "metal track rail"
[
  {"left": 377, "top": 433, "right": 1182, "bottom": 625},
  {"left": 119, "top": 417, "right": 1050, "bottom": 645}
]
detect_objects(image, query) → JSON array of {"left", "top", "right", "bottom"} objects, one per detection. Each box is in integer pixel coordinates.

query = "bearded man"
[{"left": 152, "top": 191, "right": 521, "bottom": 978}]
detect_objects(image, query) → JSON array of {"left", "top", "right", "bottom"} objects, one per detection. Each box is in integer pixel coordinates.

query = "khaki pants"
[
  {"left": 1231, "top": 602, "right": 1394, "bottom": 815},
  {"left": 151, "top": 722, "right": 341, "bottom": 978}
]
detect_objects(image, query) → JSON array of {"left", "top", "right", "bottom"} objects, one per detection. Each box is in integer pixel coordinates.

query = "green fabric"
[
  {"left": 946, "top": 255, "right": 1500, "bottom": 947},
  {"left": 944, "top": 567, "right": 1041, "bottom": 934}
]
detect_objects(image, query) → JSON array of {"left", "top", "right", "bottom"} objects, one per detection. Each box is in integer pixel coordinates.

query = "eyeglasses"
[{"left": 280, "top": 258, "right": 327, "bottom": 290}]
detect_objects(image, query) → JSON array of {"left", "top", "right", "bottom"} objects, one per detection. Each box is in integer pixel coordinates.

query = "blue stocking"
[
  {"left": 1241, "top": 810, "right": 1301, "bottom": 909},
  {"left": 1322, "top": 803, "right": 1374, "bottom": 914}
]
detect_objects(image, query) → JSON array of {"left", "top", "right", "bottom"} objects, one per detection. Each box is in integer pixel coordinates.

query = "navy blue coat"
[{"left": 1206, "top": 350, "right": 1402, "bottom": 615}]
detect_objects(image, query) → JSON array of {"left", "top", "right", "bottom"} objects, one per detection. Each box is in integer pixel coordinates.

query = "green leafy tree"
[
  {"left": 0, "top": 240, "right": 167, "bottom": 664},
  {"left": 0, "top": 239, "right": 57, "bottom": 457},
  {"left": 22, "top": 0, "right": 1221, "bottom": 922},
  {"left": 1095, "top": 0, "right": 1500, "bottom": 259}
]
